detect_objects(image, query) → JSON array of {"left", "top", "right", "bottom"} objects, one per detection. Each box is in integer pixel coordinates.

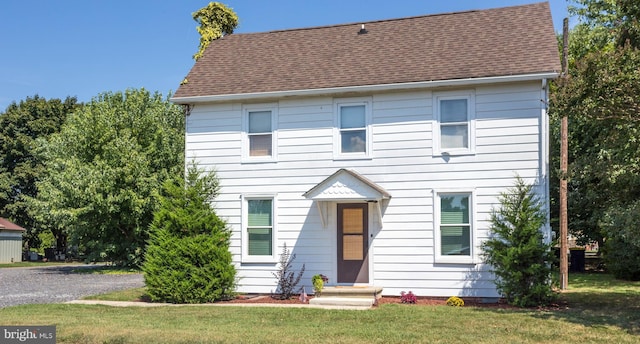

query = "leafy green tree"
[
  {"left": 143, "top": 164, "right": 236, "bottom": 303},
  {"left": 192, "top": 2, "right": 238, "bottom": 60},
  {"left": 0, "top": 95, "right": 80, "bottom": 250},
  {"left": 549, "top": 1, "right": 640, "bottom": 256},
  {"left": 31, "top": 89, "right": 184, "bottom": 267},
  {"left": 482, "top": 177, "right": 556, "bottom": 307},
  {"left": 569, "top": 0, "right": 640, "bottom": 49}
]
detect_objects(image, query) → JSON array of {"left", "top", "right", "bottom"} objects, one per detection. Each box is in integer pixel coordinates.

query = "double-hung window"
[
  {"left": 434, "top": 91, "right": 475, "bottom": 156},
  {"left": 243, "top": 106, "right": 277, "bottom": 161},
  {"left": 434, "top": 191, "right": 475, "bottom": 264},
  {"left": 243, "top": 197, "right": 276, "bottom": 262},
  {"left": 334, "top": 98, "right": 371, "bottom": 158}
]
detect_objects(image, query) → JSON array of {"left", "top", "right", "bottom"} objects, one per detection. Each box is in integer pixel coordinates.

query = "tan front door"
[{"left": 337, "top": 203, "right": 369, "bottom": 283}]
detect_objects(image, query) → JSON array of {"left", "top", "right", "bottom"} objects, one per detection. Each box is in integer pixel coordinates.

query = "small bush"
[
  {"left": 400, "top": 291, "right": 417, "bottom": 304},
  {"left": 446, "top": 296, "right": 464, "bottom": 307},
  {"left": 312, "top": 274, "right": 328, "bottom": 294},
  {"left": 272, "top": 244, "right": 305, "bottom": 299}
]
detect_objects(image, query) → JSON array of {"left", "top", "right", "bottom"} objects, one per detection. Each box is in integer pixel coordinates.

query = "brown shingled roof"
[
  {"left": 0, "top": 218, "right": 25, "bottom": 231},
  {"left": 173, "top": 2, "right": 560, "bottom": 100}
]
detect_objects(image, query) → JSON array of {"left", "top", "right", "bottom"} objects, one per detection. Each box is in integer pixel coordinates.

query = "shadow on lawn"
[
  {"left": 468, "top": 273, "right": 640, "bottom": 336},
  {"left": 536, "top": 290, "right": 640, "bottom": 335}
]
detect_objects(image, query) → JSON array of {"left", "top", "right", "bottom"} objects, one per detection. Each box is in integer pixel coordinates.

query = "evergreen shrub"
[
  {"left": 143, "top": 165, "right": 236, "bottom": 303},
  {"left": 482, "top": 177, "right": 556, "bottom": 307}
]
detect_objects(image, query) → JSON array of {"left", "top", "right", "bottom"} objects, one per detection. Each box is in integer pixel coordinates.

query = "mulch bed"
[{"left": 216, "top": 294, "right": 531, "bottom": 309}]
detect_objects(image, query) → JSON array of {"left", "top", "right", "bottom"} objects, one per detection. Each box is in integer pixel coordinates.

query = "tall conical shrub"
[
  {"left": 143, "top": 164, "right": 235, "bottom": 303},
  {"left": 482, "top": 177, "right": 556, "bottom": 307}
]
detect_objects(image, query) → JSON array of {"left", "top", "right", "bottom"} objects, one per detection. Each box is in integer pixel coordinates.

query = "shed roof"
[
  {"left": 173, "top": 2, "right": 560, "bottom": 102},
  {"left": 0, "top": 218, "right": 25, "bottom": 231}
]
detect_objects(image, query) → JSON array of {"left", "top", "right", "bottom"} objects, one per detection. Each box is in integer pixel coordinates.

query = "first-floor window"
[
  {"left": 246, "top": 198, "right": 274, "bottom": 259},
  {"left": 435, "top": 191, "right": 474, "bottom": 263}
]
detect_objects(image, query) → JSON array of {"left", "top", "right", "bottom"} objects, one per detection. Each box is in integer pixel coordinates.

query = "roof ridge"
[{"left": 230, "top": 2, "right": 548, "bottom": 36}]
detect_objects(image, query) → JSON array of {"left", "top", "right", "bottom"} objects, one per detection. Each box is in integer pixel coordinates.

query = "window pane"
[
  {"left": 343, "top": 235, "right": 364, "bottom": 260},
  {"left": 342, "top": 208, "right": 364, "bottom": 234},
  {"left": 249, "top": 111, "right": 272, "bottom": 133},
  {"left": 340, "top": 105, "right": 365, "bottom": 129},
  {"left": 248, "top": 228, "right": 272, "bottom": 255},
  {"left": 441, "top": 124, "right": 468, "bottom": 149},
  {"left": 441, "top": 225, "right": 471, "bottom": 255},
  {"left": 441, "top": 195, "right": 470, "bottom": 224},
  {"left": 341, "top": 130, "right": 366, "bottom": 153},
  {"left": 441, "top": 99, "right": 467, "bottom": 123},
  {"left": 248, "top": 200, "right": 272, "bottom": 226},
  {"left": 249, "top": 134, "right": 272, "bottom": 156}
]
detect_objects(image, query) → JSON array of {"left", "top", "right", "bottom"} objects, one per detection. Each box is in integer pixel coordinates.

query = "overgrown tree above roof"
[{"left": 192, "top": 2, "right": 238, "bottom": 61}]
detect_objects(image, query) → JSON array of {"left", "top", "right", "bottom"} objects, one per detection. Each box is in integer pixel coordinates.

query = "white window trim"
[
  {"left": 242, "top": 104, "right": 278, "bottom": 163},
  {"left": 241, "top": 194, "right": 278, "bottom": 263},
  {"left": 433, "top": 91, "right": 476, "bottom": 156},
  {"left": 333, "top": 97, "right": 373, "bottom": 160},
  {"left": 433, "top": 189, "right": 477, "bottom": 264}
]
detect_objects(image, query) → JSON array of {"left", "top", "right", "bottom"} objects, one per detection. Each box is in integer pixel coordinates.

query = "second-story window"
[
  {"left": 433, "top": 91, "right": 475, "bottom": 156},
  {"left": 243, "top": 105, "right": 277, "bottom": 162},
  {"left": 340, "top": 105, "right": 366, "bottom": 153},
  {"left": 334, "top": 99, "right": 371, "bottom": 159},
  {"left": 248, "top": 110, "right": 272, "bottom": 156}
]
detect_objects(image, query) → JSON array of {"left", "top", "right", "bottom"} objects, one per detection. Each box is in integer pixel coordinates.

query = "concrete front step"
[
  {"left": 318, "top": 286, "right": 383, "bottom": 299},
  {"left": 308, "top": 286, "right": 383, "bottom": 309},
  {"left": 309, "top": 297, "right": 376, "bottom": 308}
]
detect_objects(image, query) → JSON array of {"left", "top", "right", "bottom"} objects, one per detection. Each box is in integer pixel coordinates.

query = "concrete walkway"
[{"left": 66, "top": 299, "right": 372, "bottom": 310}]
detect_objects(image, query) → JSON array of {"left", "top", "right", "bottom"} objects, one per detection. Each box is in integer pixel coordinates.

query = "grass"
[
  {"left": 83, "top": 288, "right": 148, "bottom": 302},
  {"left": 70, "top": 266, "right": 140, "bottom": 275},
  {"left": 0, "top": 273, "right": 638, "bottom": 343}
]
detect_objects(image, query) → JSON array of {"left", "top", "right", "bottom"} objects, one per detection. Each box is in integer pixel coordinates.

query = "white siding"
[{"left": 185, "top": 81, "right": 548, "bottom": 297}]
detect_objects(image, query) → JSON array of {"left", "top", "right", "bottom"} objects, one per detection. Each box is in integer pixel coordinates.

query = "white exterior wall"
[
  {"left": 185, "top": 80, "right": 549, "bottom": 298},
  {"left": 0, "top": 230, "right": 23, "bottom": 263}
]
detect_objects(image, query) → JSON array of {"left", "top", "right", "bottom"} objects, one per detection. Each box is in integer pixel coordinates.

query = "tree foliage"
[
  {"left": 143, "top": 165, "right": 236, "bottom": 303},
  {"left": 549, "top": 1, "right": 640, "bottom": 263},
  {"left": 482, "top": 177, "right": 556, "bottom": 307},
  {"left": 0, "top": 95, "right": 80, "bottom": 249},
  {"left": 31, "top": 89, "right": 184, "bottom": 266},
  {"left": 192, "top": 2, "right": 238, "bottom": 60}
]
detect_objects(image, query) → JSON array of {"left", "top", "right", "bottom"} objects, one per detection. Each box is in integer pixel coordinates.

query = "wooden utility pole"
[{"left": 559, "top": 17, "right": 569, "bottom": 290}]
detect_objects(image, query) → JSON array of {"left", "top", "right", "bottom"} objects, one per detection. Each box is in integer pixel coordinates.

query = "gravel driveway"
[{"left": 0, "top": 264, "right": 144, "bottom": 308}]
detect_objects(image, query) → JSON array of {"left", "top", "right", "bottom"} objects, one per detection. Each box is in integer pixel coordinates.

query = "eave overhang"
[{"left": 171, "top": 72, "right": 559, "bottom": 104}]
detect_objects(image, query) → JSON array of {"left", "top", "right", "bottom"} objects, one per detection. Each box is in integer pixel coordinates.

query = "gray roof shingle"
[{"left": 173, "top": 2, "right": 560, "bottom": 101}]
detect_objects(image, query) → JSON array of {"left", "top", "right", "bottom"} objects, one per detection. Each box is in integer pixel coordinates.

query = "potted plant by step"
[{"left": 312, "top": 274, "right": 329, "bottom": 295}]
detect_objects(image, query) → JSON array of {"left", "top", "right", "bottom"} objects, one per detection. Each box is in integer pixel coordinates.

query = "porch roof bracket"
[{"left": 316, "top": 201, "right": 327, "bottom": 228}]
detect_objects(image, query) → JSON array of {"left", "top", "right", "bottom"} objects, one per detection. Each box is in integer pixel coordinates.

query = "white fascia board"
[{"left": 170, "top": 72, "right": 560, "bottom": 104}]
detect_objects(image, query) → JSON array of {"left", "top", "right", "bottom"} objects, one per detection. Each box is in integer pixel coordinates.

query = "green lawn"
[{"left": 0, "top": 273, "right": 637, "bottom": 344}]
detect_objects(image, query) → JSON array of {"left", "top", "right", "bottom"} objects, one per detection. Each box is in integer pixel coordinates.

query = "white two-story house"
[{"left": 171, "top": 2, "right": 561, "bottom": 298}]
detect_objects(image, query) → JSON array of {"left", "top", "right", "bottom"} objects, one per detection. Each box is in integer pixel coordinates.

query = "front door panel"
[{"left": 337, "top": 203, "right": 369, "bottom": 283}]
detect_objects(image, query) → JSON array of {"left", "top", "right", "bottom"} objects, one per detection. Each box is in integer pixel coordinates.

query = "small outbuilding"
[{"left": 0, "top": 217, "right": 25, "bottom": 263}]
